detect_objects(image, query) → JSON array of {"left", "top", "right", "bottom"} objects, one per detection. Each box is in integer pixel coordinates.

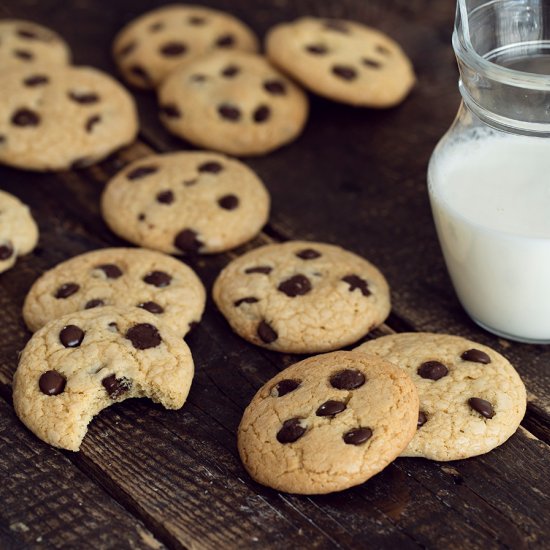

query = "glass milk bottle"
[{"left": 428, "top": 0, "right": 550, "bottom": 343}]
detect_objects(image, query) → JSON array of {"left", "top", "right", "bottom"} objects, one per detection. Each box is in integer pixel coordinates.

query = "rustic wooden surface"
[{"left": 0, "top": 0, "right": 549, "bottom": 548}]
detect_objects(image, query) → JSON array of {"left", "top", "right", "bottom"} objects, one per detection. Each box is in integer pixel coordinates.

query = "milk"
[{"left": 428, "top": 131, "right": 550, "bottom": 342}]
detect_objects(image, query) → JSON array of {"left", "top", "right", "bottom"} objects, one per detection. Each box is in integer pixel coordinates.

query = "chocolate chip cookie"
[
  {"left": 113, "top": 4, "right": 258, "bottom": 89},
  {"left": 266, "top": 17, "right": 415, "bottom": 107},
  {"left": 0, "top": 65, "right": 138, "bottom": 171},
  {"left": 158, "top": 51, "right": 309, "bottom": 156},
  {"left": 213, "top": 241, "right": 391, "bottom": 353},
  {"left": 356, "top": 333, "right": 527, "bottom": 460},
  {"left": 22, "top": 247, "right": 205, "bottom": 336},
  {"left": 238, "top": 351, "right": 418, "bottom": 494},
  {"left": 13, "top": 306, "right": 195, "bottom": 451},
  {"left": 0, "top": 190, "right": 38, "bottom": 273},
  {"left": 101, "top": 152, "right": 270, "bottom": 254},
  {"left": 0, "top": 19, "right": 71, "bottom": 70}
]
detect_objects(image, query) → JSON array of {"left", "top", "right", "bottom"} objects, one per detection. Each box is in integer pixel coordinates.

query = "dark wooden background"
[{"left": 0, "top": 0, "right": 549, "bottom": 548}]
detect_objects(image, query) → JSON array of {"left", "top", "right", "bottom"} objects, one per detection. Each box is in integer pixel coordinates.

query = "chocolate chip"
[
  {"left": 160, "top": 104, "right": 181, "bottom": 118},
  {"left": 332, "top": 65, "right": 357, "bottom": 80},
  {"left": 253, "top": 105, "right": 271, "bottom": 123},
  {"left": 330, "top": 369, "right": 365, "bottom": 390},
  {"left": 342, "top": 274, "right": 371, "bottom": 296},
  {"left": 245, "top": 266, "right": 272, "bottom": 275},
  {"left": 119, "top": 42, "right": 136, "bottom": 57},
  {"left": 316, "top": 400, "right": 346, "bottom": 417},
  {"left": 324, "top": 20, "right": 349, "bottom": 33},
  {"left": 418, "top": 411, "right": 428, "bottom": 428},
  {"left": 11, "top": 108, "right": 40, "bottom": 127},
  {"left": 218, "top": 104, "right": 241, "bottom": 121},
  {"left": 157, "top": 190, "right": 174, "bottom": 204},
  {"left": 13, "top": 49, "right": 33, "bottom": 60},
  {"left": 278, "top": 274, "right": 312, "bottom": 297},
  {"left": 55, "top": 282, "right": 79, "bottom": 299},
  {"left": 343, "top": 427, "right": 372, "bottom": 445},
  {"left": 263, "top": 79, "right": 287, "bottom": 95},
  {"left": 149, "top": 21, "right": 164, "bottom": 32},
  {"left": 138, "top": 213, "right": 146, "bottom": 221},
  {"left": 85, "top": 299, "right": 104, "bottom": 309},
  {"left": 417, "top": 361, "right": 449, "bottom": 381},
  {"left": 276, "top": 418, "right": 306, "bottom": 443},
  {"left": 68, "top": 91, "right": 100, "bottom": 104},
  {"left": 143, "top": 271, "right": 172, "bottom": 287},
  {"left": 234, "top": 296, "right": 258, "bottom": 307},
  {"left": 96, "top": 264, "right": 122, "bottom": 279},
  {"left": 362, "top": 58, "right": 382, "bottom": 69},
  {"left": 296, "top": 248, "right": 321, "bottom": 260},
  {"left": 0, "top": 243, "right": 13, "bottom": 260},
  {"left": 85, "top": 115, "right": 101, "bottom": 133},
  {"left": 257, "top": 320, "right": 277, "bottom": 343},
  {"left": 271, "top": 379, "right": 301, "bottom": 397},
  {"left": 139, "top": 301, "right": 164, "bottom": 314},
  {"left": 127, "top": 165, "right": 158, "bottom": 180},
  {"left": 188, "top": 16, "right": 206, "bottom": 25},
  {"left": 174, "top": 229, "right": 202, "bottom": 253},
  {"left": 218, "top": 194, "right": 239, "bottom": 210},
  {"left": 221, "top": 65, "right": 240, "bottom": 77},
  {"left": 198, "top": 161, "right": 223, "bottom": 174},
  {"left": 59, "top": 325, "right": 84, "bottom": 348},
  {"left": 17, "top": 28, "right": 39, "bottom": 39},
  {"left": 102, "top": 374, "right": 131, "bottom": 399},
  {"left": 461, "top": 349, "right": 491, "bottom": 364},
  {"left": 216, "top": 34, "right": 235, "bottom": 47},
  {"left": 39, "top": 370, "right": 66, "bottom": 396},
  {"left": 125, "top": 323, "right": 161, "bottom": 350},
  {"left": 130, "top": 65, "right": 152, "bottom": 84},
  {"left": 23, "top": 74, "right": 49, "bottom": 87},
  {"left": 160, "top": 42, "right": 187, "bottom": 56},
  {"left": 305, "top": 44, "right": 328, "bottom": 55},
  {"left": 468, "top": 397, "right": 495, "bottom": 419}
]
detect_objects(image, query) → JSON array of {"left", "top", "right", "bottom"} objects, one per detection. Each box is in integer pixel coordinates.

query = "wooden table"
[{"left": 1, "top": 0, "right": 549, "bottom": 548}]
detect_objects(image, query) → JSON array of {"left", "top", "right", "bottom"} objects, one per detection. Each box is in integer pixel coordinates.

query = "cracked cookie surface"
[
  {"left": 13, "top": 306, "right": 194, "bottom": 451},
  {"left": 213, "top": 241, "right": 390, "bottom": 353},
  {"left": 266, "top": 17, "right": 415, "bottom": 107},
  {"left": 101, "top": 152, "right": 270, "bottom": 254},
  {"left": 238, "top": 350, "right": 418, "bottom": 494},
  {"left": 356, "top": 333, "right": 527, "bottom": 460},
  {"left": 0, "top": 190, "right": 38, "bottom": 273},
  {"left": 23, "top": 247, "right": 205, "bottom": 336}
]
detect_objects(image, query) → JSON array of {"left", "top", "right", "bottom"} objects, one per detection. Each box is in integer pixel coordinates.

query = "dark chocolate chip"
[
  {"left": 130, "top": 65, "right": 152, "bottom": 84},
  {"left": 468, "top": 397, "right": 495, "bottom": 419},
  {"left": 221, "top": 65, "right": 240, "bottom": 77},
  {"left": 11, "top": 108, "right": 40, "bottom": 127},
  {"left": 138, "top": 213, "right": 146, "bottom": 221},
  {"left": 272, "top": 379, "right": 301, "bottom": 397},
  {"left": 316, "top": 400, "right": 346, "bottom": 417},
  {"left": 332, "top": 65, "right": 357, "bottom": 80},
  {"left": 85, "top": 115, "right": 101, "bottom": 133},
  {"left": 330, "top": 369, "right": 366, "bottom": 390},
  {"left": 296, "top": 248, "right": 321, "bottom": 260},
  {"left": 0, "top": 243, "right": 14, "bottom": 260},
  {"left": 160, "top": 104, "right": 181, "bottom": 118},
  {"left": 23, "top": 74, "right": 49, "bottom": 87},
  {"left": 362, "top": 58, "right": 382, "bottom": 69},
  {"left": 160, "top": 41, "right": 187, "bottom": 56},
  {"left": 13, "top": 49, "right": 33, "bottom": 60},
  {"left": 461, "top": 349, "right": 491, "bottom": 364},
  {"left": 68, "top": 91, "right": 100, "bottom": 104},
  {"left": 417, "top": 411, "right": 428, "bottom": 428},
  {"left": 39, "top": 370, "right": 66, "bottom": 396},
  {"left": 257, "top": 320, "right": 277, "bottom": 343},
  {"left": 85, "top": 298, "right": 104, "bottom": 309},
  {"left": 143, "top": 270, "right": 172, "bottom": 287},
  {"left": 417, "top": 361, "right": 449, "bottom": 381},
  {"left": 245, "top": 266, "right": 272, "bottom": 275},
  {"left": 102, "top": 374, "right": 131, "bottom": 399},
  {"left": 149, "top": 21, "right": 164, "bottom": 32},
  {"left": 234, "top": 296, "right": 258, "bottom": 307},
  {"left": 118, "top": 42, "right": 136, "bottom": 57},
  {"left": 324, "top": 20, "right": 349, "bottom": 33},
  {"left": 216, "top": 34, "right": 235, "bottom": 47},
  {"left": 342, "top": 274, "right": 371, "bottom": 296},
  {"left": 218, "top": 194, "right": 239, "bottom": 210},
  {"left": 17, "top": 28, "right": 39, "bottom": 39},
  {"left": 253, "top": 105, "right": 271, "bottom": 123},
  {"left": 277, "top": 274, "right": 312, "bottom": 297},
  {"left": 188, "top": 16, "right": 206, "bottom": 25},
  {"left": 263, "top": 79, "right": 287, "bottom": 95},
  {"left": 305, "top": 44, "right": 328, "bottom": 55},
  {"left": 174, "top": 229, "right": 202, "bottom": 253},
  {"left": 198, "top": 161, "right": 223, "bottom": 174},
  {"left": 55, "top": 282, "right": 80, "bottom": 299},
  {"left": 96, "top": 263, "right": 123, "bottom": 279},
  {"left": 139, "top": 301, "right": 164, "bottom": 314},
  {"left": 343, "top": 427, "right": 372, "bottom": 445},
  {"left": 156, "top": 190, "right": 174, "bottom": 204},
  {"left": 218, "top": 104, "right": 241, "bottom": 121},
  {"left": 59, "top": 325, "right": 84, "bottom": 348},
  {"left": 125, "top": 323, "right": 162, "bottom": 350},
  {"left": 127, "top": 165, "right": 158, "bottom": 180},
  {"left": 276, "top": 418, "right": 306, "bottom": 443}
]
